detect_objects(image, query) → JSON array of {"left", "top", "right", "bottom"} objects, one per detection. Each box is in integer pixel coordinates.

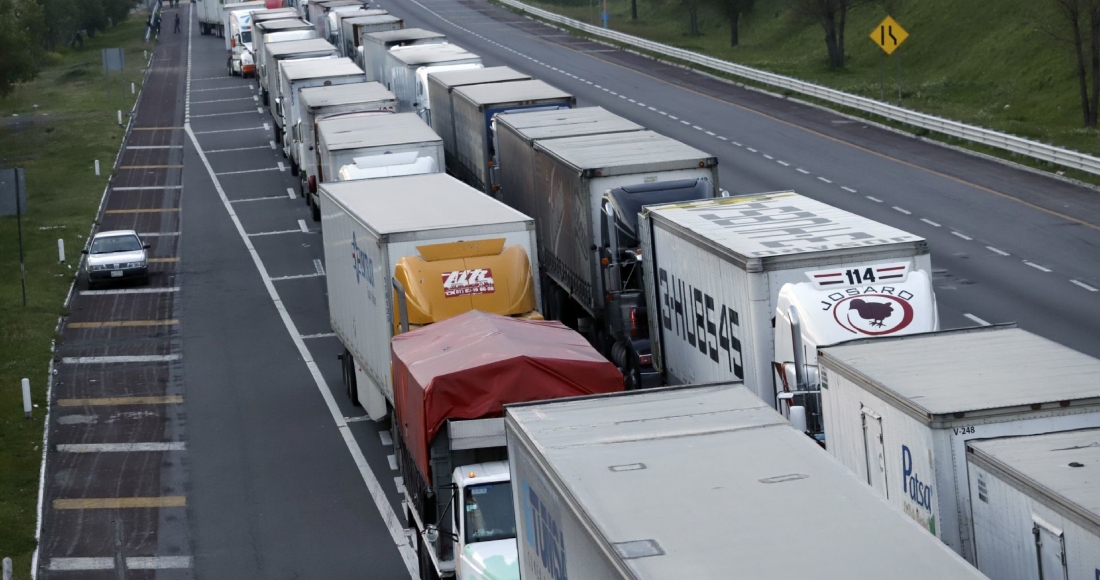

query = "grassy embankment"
[
  {"left": 0, "top": 13, "right": 150, "bottom": 575},
  {"left": 508, "top": 0, "right": 1100, "bottom": 181}
]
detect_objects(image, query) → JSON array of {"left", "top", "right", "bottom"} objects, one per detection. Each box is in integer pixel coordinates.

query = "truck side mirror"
[
  {"left": 81, "top": 249, "right": 88, "bottom": 255},
  {"left": 143, "top": 244, "right": 151, "bottom": 249}
]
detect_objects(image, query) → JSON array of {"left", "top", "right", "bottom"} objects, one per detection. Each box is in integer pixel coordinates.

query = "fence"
[{"left": 495, "top": 0, "right": 1100, "bottom": 177}]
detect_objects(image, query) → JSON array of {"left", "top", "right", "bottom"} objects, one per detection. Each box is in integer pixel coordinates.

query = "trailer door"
[
  {"left": 1032, "top": 517, "right": 1067, "bottom": 580},
  {"left": 861, "top": 406, "right": 888, "bottom": 496}
]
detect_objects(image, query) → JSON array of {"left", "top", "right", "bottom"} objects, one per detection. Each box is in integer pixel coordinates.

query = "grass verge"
[{"left": 0, "top": 13, "right": 151, "bottom": 575}]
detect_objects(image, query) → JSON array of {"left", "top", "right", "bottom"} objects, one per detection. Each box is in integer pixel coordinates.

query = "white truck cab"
[
  {"left": 453, "top": 461, "right": 518, "bottom": 580},
  {"left": 228, "top": 10, "right": 255, "bottom": 76}
]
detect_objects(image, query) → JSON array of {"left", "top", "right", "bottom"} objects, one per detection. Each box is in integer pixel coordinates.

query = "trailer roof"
[
  {"left": 454, "top": 79, "right": 572, "bottom": 106},
  {"left": 321, "top": 173, "right": 531, "bottom": 234},
  {"left": 969, "top": 429, "right": 1100, "bottom": 532},
  {"left": 388, "top": 43, "right": 479, "bottom": 66},
  {"left": 315, "top": 0, "right": 364, "bottom": 7},
  {"left": 506, "top": 384, "right": 986, "bottom": 578},
  {"left": 281, "top": 57, "right": 363, "bottom": 81},
  {"left": 496, "top": 107, "right": 643, "bottom": 140},
  {"left": 317, "top": 112, "right": 438, "bottom": 150},
  {"left": 266, "top": 38, "right": 337, "bottom": 56},
  {"left": 254, "top": 19, "right": 312, "bottom": 32},
  {"left": 250, "top": 9, "right": 298, "bottom": 22},
  {"left": 820, "top": 326, "right": 1100, "bottom": 418},
  {"left": 427, "top": 66, "right": 529, "bottom": 89},
  {"left": 643, "top": 190, "right": 925, "bottom": 265},
  {"left": 300, "top": 82, "right": 394, "bottom": 108},
  {"left": 364, "top": 28, "right": 446, "bottom": 44},
  {"left": 344, "top": 14, "right": 400, "bottom": 25},
  {"left": 535, "top": 130, "right": 713, "bottom": 177}
]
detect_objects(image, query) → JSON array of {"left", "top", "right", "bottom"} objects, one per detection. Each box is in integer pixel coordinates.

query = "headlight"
[
  {"left": 124, "top": 261, "right": 145, "bottom": 268},
  {"left": 90, "top": 264, "right": 109, "bottom": 271}
]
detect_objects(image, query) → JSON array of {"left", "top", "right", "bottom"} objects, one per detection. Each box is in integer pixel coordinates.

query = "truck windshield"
[
  {"left": 241, "top": 30, "right": 253, "bottom": 44},
  {"left": 463, "top": 482, "right": 516, "bottom": 544}
]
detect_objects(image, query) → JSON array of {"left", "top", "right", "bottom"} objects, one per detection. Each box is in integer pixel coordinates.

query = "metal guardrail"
[{"left": 496, "top": 0, "right": 1100, "bottom": 177}]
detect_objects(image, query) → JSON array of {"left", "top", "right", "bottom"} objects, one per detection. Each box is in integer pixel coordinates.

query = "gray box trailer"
[
  {"left": 195, "top": 0, "right": 226, "bottom": 36},
  {"left": 360, "top": 28, "right": 446, "bottom": 82},
  {"left": 506, "top": 383, "right": 988, "bottom": 579},
  {"left": 492, "top": 107, "right": 644, "bottom": 222},
  {"left": 306, "top": 0, "right": 362, "bottom": 35},
  {"left": 277, "top": 58, "right": 364, "bottom": 160},
  {"left": 264, "top": 38, "right": 338, "bottom": 119},
  {"left": 340, "top": 14, "right": 401, "bottom": 61},
  {"left": 384, "top": 44, "right": 482, "bottom": 118},
  {"left": 425, "top": 68, "right": 530, "bottom": 172},
  {"left": 254, "top": 19, "right": 316, "bottom": 103},
  {"left": 316, "top": 112, "right": 442, "bottom": 186},
  {"left": 966, "top": 429, "right": 1100, "bottom": 580},
  {"left": 450, "top": 80, "right": 574, "bottom": 194}
]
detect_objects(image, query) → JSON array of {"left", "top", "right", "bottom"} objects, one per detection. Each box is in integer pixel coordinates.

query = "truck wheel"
[
  {"left": 310, "top": 196, "right": 321, "bottom": 222},
  {"left": 417, "top": 534, "right": 439, "bottom": 580},
  {"left": 227, "top": 58, "right": 234, "bottom": 77},
  {"left": 290, "top": 160, "right": 299, "bottom": 177},
  {"left": 262, "top": 89, "right": 269, "bottom": 106},
  {"left": 343, "top": 350, "right": 361, "bottom": 407}
]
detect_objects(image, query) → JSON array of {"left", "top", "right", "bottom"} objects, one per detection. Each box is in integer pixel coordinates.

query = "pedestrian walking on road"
[{"left": 174, "top": 13, "right": 181, "bottom": 33}]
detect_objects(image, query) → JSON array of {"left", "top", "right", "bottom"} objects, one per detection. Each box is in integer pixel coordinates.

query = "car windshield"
[
  {"left": 463, "top": 482, "right": 516, "bottom": 544},
  {"left": 90, "top": 235, "right": 142, "bottom": 254}
]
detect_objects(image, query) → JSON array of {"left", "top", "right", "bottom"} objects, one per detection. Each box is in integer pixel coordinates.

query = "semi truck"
[
  {"left": 446, "top": 80, "right": 574, "bottom": 194},
  {"left": 311, "top": 112, "right": 441, "bottom": 219},
  {"left": 638, "top": 190, "right": 939, "bottom": 430},
  {"left": 261, "top": 38, "right": 335, "bottom": 109},
  {"left": 321, "top": 173, "right": 543, "bottom": 422},
  {"left": 226, "top": 9, "right": 260, "bottom": 76},
  {"left": 227, "top": 5, "right": 295, "bottom": 52},
  {"left": 392, "top": 310, "right": 623, "bottom": 580},
  {"left": 425, "top": 67, "right": 530, "bottom": 165},
  {"left": 360, "top": 28, "right": 446, "bottom": 81},
  {"left": 337, "top": 13, "right": 399, "bottom": 59},
  {"left": 965, "top": 429, "right": 1100, "bottom": 580},
  {"left": 496, "top": 128, "right": 718, "bottom": 389},
  {"left": 196, "top": 0, "right": 232, "bottom": 36},
  {"left": 818, "top": 325, "right": 1100, "bottom": 564},
  {"left": 384, "top": 44, "right": 482, "bottom": 118},
  {"left": 306, "top": 0, "right": 362, "bottom": 35},
  {"left": 275, "top": 57, "right": 364, "bottom": 168},
  {"left": 295, "top": 82, "right": 396, "bottom": 202},
  {"left": 504, "top": 382, "right": 988, "bottom": 579},
  {"left": 252, "top": 19, "right": 315, "bottom": 99}
]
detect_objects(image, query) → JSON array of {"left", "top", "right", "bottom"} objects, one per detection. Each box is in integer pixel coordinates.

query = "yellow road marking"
[
  {"left": 118, "top": 165, "right": 184, "bottom": 169},
  {"left": 149, "top": 257, "right": 179, "bottom": 263},
  {"left": 53, "top": 496, "right": 187, "bottom": 509},
  {"left": 68, "top": 319, "right": 178, "bottom": 329},
  {"left": 104, "top": 208, "right": 180, "bottom": 214},
  {"left": 132, "top": 127, "right": 182, "bottom": 131},
  {"left": 57, "top": 396, "right": 183, "bottom": 407}
]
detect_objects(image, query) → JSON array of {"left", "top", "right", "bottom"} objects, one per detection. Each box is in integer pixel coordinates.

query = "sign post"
[
  {"left": 102, "top": 48, "right": 126, "bottom": 104},
  {"left": 870, "top": 16, "right": 909, "bottom": 104},
  {"left": 0, "top": 168, "right": 27, "bottom": 307}
]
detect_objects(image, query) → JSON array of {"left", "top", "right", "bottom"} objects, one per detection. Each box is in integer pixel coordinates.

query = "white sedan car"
[{"left": 83, "top": 230, "right": 150, "bottom": 288}]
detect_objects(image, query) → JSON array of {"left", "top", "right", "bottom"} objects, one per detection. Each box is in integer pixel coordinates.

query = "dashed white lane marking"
[
  {"left": 301, "top": 332, "right": 337, "bottom": 339},
  {"left": 841, "top": 186, "right": 857, "bottom": 193},
  {"left": 269, "top": 140, "right": 277, "bottom": 149},
  {"left": 49, "top": 557, "right": 193, "bottom": 571},
  {"left": 81, "top": 287, "right": 180, "bottom": 296},
  {"left": 920, "top": 218, "right": 941, "bottom": 227},
  {"left": 287, "top": 187, "right": 297, "bottom": 200},
  {"left": 964, "top": 313, "right": 991, "bottom": 326},
  {"left": 192, "top": 126, "right": 266, "bottom": 135},
  {"left": 762, "top": 154, "right": 773, "bottom": 159},
  {"left": 230, "top": 196, "right": 285, "bottom": 203},
  {"left": 717, "top": 136, "right": 728, "bottom": 141},
  {"left": 278, "top": 161, "right": 286, "bottom": 172},
  {"left": 668, "top": 114, "right": 678, "bottom": 120},
  {"left": 394, "top": 476, "right": 405, "bottom": 495},
  {"left": 796, "top": 168, "right": 809, "bottom": 174},
  {"left": 185, "top": 122, "right": 417, "bottom": 576},
  {"left": 379, "top": 431, "right": 393, "bottom": 446},
  {"left": 215, "top": 167, "right": 280, "bottom": 176},
  {"left": 1071, "top": 279, "right": 1098, "bottom": 292},
  {"left": 299, "top": 219, "right": 309, "bottom": 233},
  {"left": 647, "top": 106, "right": 656, "bottom": 111},
  {"left": 248, "top": 229, "right": 302, "bottom": 237},
  {"left": 206, "top": 145, "right": 270, "bottom": 153},
  {"left": 190, "top": 97, "right": 254, "bottom": 104},
  {"left": 658, "top": 111, "right": 667, "bottom": 115},
  {"left": 867, "top": 196, "right": 883, "bottom": 203},
  {"left": 986, "top": 246, "right": 1010, "bottom": 256},
  {"left": 892, "top": 206, "right": 912, "bottom": 215},
  {"left": 776, "top": 160, "right": 788, "bottom": 166},
  {"left": 313, "top": 259, "right": 326, "bottom": 276},
  {"left": 269, "top": 272, "right": 325, "bottom": 281},
  {"left": 1024, "top": 261, "right": 1051, "bottom": 273},
  {"left": 817, "top": 177, "right": 832, "bottom": 184},
  {"left": 257, "top": 107, "right": 263, "bottom": 114},
  {"left": 387, "top": 454, "right": 397, "bottom": 471},
  {"left": 680, "top": 120, "right": 690, "bottom": 125},
  {"left": 746, "top": 147, "right": 757, "bottom": 152},
  {"left": 112, "top": 186, "right": 183, "bottom": 191},
  {"left": 263, "top": 122, "right": 270, "bottom": 131},
  {"left": 57, "top": 442, "right": 186, "bottom": 453},
  {"left": 952, "top": 231, "right": 973, "bottom": 240},
  {"left": 62, "top": 355, "right": 180, "bottom": 364},
  {"left": 732, "top": 141, "right": 742, "bottom": 146},
  {"left": 691, "top": 125, "right": 702, "bottom": 130}
]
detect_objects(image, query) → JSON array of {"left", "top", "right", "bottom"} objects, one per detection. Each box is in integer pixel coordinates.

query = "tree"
[
  {"left": 1048, "top": 0, "right": 1100, "bottom": 128},
  {"left": 716, "top": 0, "right": 754, "bottom": 46},
  {"left": 0, "top": 0, "right": 41, "bottom": 96},
  {"left": 789, "top": 0, "right": 873, "bottom": 68},
  {"left": 682, "top": 0, "right": 703, "bottom": 35}
]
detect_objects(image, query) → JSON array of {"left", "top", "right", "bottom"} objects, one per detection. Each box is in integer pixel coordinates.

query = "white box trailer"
[
  {"left": 253, "top": 19, "right": 314, "bottom": 101},
  {"left": 321, "top": 174, "right": 540, "bottom": 417},
  {"left": 306, "top": 0, "right": 361, "bottom": 35},
  {"left": 505, "top": 383, "right": 988, "bottom": 580},
  {"left": 315, "top": 112, "right": 441, "bottom": 186},
  {"left": 264, "top": 38, "right": 338, "bottom": 119},
  {"left": 338, "top": 13, "right": 400, "bottom": 60},
  {"left": 426, "top": 66, "right": 531, "bottom": 164},
  {"left": 196, "top": 0, "right": 235, "bottom": 36},
  {"left": 966, "top": 429, "right": 1100, "bottom": 580},
  {"left": 230, "top": 7, "right": 295, "bottom": 51},
  {"left": 296, "top": 82, "right": 396, "bottom": 205},
  {"left": 493, "top": 107, "right": 643, "bottom": 224},
  {"left": 277, "top": 58, "right": 364, "bottom": 164},
  {"left": 360, "top": 28, "right": 446, "bottom": 82},
  {"left": 819, "top": 325, "right": 1100, "bottom": 564},
  {"left": 639, "top": 191, "right": 939, "bottom": 411},
  {"left": 384, "top": 44, "right": 482, "bottom": 118},
  {"left": 449, "top": 80, "right": 574, "bottom": 194}
]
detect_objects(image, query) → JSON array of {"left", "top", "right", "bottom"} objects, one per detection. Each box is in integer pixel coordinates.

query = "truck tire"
[
  {"left": 227, "top": 58, "right": 234, "bottom": 77},
  {"left": 290, "top": 159, "right": 299, "bottom": 177},
  {"left": 310, "top": 196, "right": 320, "bottom": 222},
  {"left": 343, "top": 350, "right": 361, "bottom": 407},
  {"left": 417, "top": 534, "right": 439, "bottom": 580},
  {"left": 262, "top": 89, "right": 269, "bottom": 106}
]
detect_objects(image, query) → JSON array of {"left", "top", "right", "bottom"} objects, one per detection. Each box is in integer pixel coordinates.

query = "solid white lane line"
[
  {"left": 892, "top": 206, "right": 912, "bottom": 215},
  {"left": 1024, "top": 261, "right": 1052, "bottom": 272},
  {"left": 49, "top": 557, "right": 193, "bottom": 571},
  {"left": 189, "top": 111, "right": 257, "bottom": 118},
  {"left": 215, "top": 167, "right": 280, "bottom": 176},
  {"left": 81, "top": 287, "right": 180, "bottom": 296},
  {"left": 298, "top": 219, "right": 309, "bottom": 233},
  {"left": 190, "top": 86, "right": 251, "bottom": 92},
  {"left": 269, "top": 272, "right": 325, "bottom": 281},
  {"left": 379, "top": 431, "right": 393, "bottom": 446},
  {"left": 248, "top": 229, "right": 302, "bottom": 237},
  {"left": 964, "top": 313, "right": 991, "bottom": 326},
  {"left": 841, "top": 186, "right": 857, "bottom": 193},
  {"left": 920, "top": 218, "right": 941, "bottom": 227},
  {"left": 952, "top": 231, "right": 973, "bottom": 240},
  {"left": 112, "top": 186, "right": 182, "bottom": 191},
  {"left": 185, "top": 123, "right": 417, "bottom": 578},
  {"left": 230, "top": 196, "right": 285, "bottom": 203},
  {"left": 287, "top": 187, "right": 297, "bottom": 199},
  {"left": 866, "top": 196, "right": 883, "bottom": 202},
  {"left": 191, "top": 97, "right": 254, "bottom": 104},
  {"left": 193, "top": 126, "right": 265, "bottom": 134},
  {"left": 126, "top": 146, "right": 183, "bottom": 149},
  {"left": 986, "top": 246, "right": 1010, "bottom": 256},
  {"left": 57, "top": 442, "right": 186, "bottom": 453},
  {"left": 62, "top": 355, "right": 180, "bottom": 364},
  {"left": 818, "top": 176, "right": 832, "bottom": 183},
  {"left": 138, "top": 232, "right": 180, "bottom": 237},
  {"left": 301, "top": 332, "right": 336, "bottom": 339},
  {"left": 205, "top": 145, "right": 270, "bottom": 153},
  {"left": 1071, "top": 279, "right": 1098, "bottom": 292},
  {"left": 313, "top": 259, "right": 326, "bottom": 275}
]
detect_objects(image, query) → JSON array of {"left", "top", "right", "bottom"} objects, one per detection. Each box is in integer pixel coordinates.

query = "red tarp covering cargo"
[{"left": 392, "top": 310, "right": 624, "bottom": 482}]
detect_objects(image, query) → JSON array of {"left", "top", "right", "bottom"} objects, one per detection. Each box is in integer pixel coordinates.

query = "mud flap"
[{"left": 356, "top": 363, "right": 388, "bottom": 421}]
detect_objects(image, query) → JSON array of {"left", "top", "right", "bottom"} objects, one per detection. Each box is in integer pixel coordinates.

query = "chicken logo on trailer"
[
  {"left": 812, "top": 263, "right": 916, "bottom": 336},
  {"left": 441, "top": 268, "right": 495, "bottom": 297}
]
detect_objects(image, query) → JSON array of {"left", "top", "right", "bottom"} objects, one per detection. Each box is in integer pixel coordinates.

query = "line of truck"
[{"left": 202, "top": 4, "right": 1100, "bottom": 579}]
